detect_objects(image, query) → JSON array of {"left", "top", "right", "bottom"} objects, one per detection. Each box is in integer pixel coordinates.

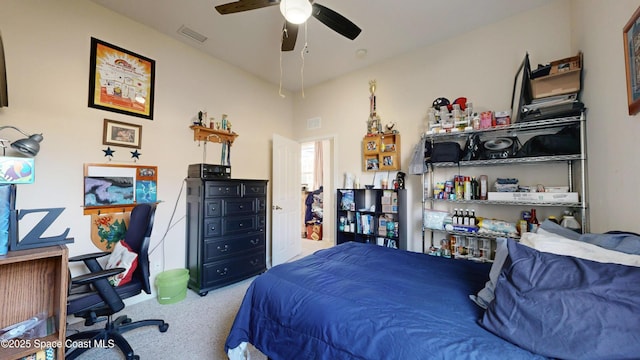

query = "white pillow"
[{"left": 520, "top": 231, "right": 640, "bottom": 267}]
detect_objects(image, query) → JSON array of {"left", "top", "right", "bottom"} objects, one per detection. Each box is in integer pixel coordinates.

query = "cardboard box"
[
  {"left": 530, "top": 53, "right": 582, "bottom": 99},
  {"left": 382, "top": 204, "right": 398, "bottom": 213},
  {"left": 487, "top": 192, "right": 579, "bottom": 203},
  {"left": 306, "top": 224, "right": 322, "bottom": 240}
]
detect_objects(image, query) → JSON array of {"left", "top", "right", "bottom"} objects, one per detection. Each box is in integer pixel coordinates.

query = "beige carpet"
[{"left": 67, "top": 238, "right": 332, "bottom": 359}]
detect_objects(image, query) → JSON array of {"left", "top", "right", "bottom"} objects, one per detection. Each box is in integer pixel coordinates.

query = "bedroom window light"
[{"left": 301, "top": 141, "right": 314, "bottom": 190}]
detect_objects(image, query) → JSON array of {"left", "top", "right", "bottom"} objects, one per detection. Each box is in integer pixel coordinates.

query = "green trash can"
[{"left": 156, "top": 269, "right": 189, "bottom": 305}]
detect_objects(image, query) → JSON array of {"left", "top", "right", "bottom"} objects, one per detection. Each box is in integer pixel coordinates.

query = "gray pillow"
[
  {"left": 469, "top": 237, "right": 507, "bottom": 309},
  {"left": 578, "top": 231, "right": 640, "bottom": 255},
  {"left": 539, "top": 219, "right": 580, "bottom": 240}
]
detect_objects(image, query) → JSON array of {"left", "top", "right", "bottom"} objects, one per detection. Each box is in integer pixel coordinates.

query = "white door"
[{"left": 271, "top": 134, "right": 301, "bottom": 266}]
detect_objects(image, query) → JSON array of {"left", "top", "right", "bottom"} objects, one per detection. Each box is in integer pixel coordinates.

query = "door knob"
[{"left": 272, "top": 205, "right": 283, "bottom": 210}]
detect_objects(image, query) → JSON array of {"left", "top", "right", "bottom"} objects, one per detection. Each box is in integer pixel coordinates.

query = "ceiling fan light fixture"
[{"left": 279, "top": 0, "right": 312, "bottom": 25}]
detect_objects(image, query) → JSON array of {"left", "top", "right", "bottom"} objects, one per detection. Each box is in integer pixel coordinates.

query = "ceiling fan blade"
[
  {"left": 281, "top": 21, "right": 299, "bottom": 51},
  {"left": 215, "top": 0, "right": 279, "bottom": 15},
  {"left": 311, "top": 3, "right": 361, "bottom": 40}
]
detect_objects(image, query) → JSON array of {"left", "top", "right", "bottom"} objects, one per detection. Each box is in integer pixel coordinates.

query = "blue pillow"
[
  {"left": 480, "top": 239, "right": 640, "bottom": 360},
  {"left": 578, "top": 231, "right": 640, "bottom": 255}
]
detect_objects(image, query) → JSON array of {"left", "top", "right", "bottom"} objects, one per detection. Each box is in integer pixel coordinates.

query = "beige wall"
[
  {"left": 570, "top": 0, "right": 640, "bottom": 233},
  {"left": 292, "top": 1, "right": 579, "bottom": 251},
  {"left": 0, "top": 0, "right": 293, "bottom": 282}
]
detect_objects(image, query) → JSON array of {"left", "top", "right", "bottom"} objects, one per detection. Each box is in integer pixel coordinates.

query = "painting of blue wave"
[{"left": 84, "top": 176, "right": 134, "bottom": 206}]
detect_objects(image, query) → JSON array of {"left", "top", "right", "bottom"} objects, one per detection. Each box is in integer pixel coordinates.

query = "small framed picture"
[
  {"left": 366, "top": 157, "right": 379, "bottom": 171},
  {"left": 103, "top": 119, "right": 142, "bottom": 149}
]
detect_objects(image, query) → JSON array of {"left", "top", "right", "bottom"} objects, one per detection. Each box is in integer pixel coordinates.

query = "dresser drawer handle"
[
  {"left": 250, "top": 259, "right": 259, "bottom": 266},
  {"left": 217, "top": 268, "right": 228, "bottom": 276},
  {"left": 210, "top": 225, "right": 216, "bottom": 231},
  {"left": 217, "top": 244, "right": 229, "bottom": 252},
  {"left": 239, "top": 205, "right": 244, "bottom": 209},
  {"left": 250, "top": 238, "right": 259, "bottom": 245}
]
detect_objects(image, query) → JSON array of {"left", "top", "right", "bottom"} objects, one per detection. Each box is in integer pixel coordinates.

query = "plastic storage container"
[{"left": 156, "top": 269, "right": 189, "bottom": 305}]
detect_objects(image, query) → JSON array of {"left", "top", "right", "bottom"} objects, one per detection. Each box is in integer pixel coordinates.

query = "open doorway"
[{"left": 300, "top": 138, "right": 333, "bottom": 253}]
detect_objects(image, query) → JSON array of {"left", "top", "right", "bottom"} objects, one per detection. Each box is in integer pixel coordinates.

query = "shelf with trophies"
[{"left": 362, "top": 80, "right": 401, "bottom": 172}]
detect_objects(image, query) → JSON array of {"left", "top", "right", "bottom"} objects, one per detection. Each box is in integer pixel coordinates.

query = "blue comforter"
[{"left": 225, "top": 242, "right": 544, "bottom": 359}]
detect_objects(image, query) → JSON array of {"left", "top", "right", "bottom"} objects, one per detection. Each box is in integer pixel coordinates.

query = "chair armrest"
[
  {"left": 71, "top": 268, "right": 125, "bottom": 286},
  {"left": 69, "top": 251, "right": 111, "bottom": 262}
]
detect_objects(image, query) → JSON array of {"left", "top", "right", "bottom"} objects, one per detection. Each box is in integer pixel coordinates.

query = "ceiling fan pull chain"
[
  {"left": 279, "top": 27, "right": 286, "bottom": 98},
  {"left": 299, "top": 22, "right": 308, "bottom": 98}
]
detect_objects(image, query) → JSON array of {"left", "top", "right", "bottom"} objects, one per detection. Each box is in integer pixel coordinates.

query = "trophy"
[{"left": 367, "top": 80, "right": 382, "bottom": 135}]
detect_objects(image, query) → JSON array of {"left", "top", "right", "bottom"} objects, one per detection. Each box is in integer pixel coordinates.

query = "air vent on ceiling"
[
  {"left": 307, "top": 117, "right": 321, "bottom": 130},
  {"left": 177, "top": 25, "right": 208, "bottom": 43}
]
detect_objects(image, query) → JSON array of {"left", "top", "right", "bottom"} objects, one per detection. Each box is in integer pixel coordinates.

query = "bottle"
[
  {"left": 529, "top": 208, "right": 539, "bottom": 233},
  {"left": 452, "top": 209, "right": 459, "bottom": 225},
  {"left": 469, "top": 209, "right": 477, "bottom": 227},
  {"left": 479, "top": 175, "right": 488, "bottom": 200},
  {"left": 472, "top": 113, "right": 481, "bottom": 130},
  {"left": 464, "top": 177, "right": 472, "bottom": 200},
  {"left": 463, "top": 209, "right": 470, "bottom": 226},
  {"left": 455, "top": 176, "right": 464, "bottom": 200},
  {"left": 471, "top": 177, "right": 479, "bottom": 200}
]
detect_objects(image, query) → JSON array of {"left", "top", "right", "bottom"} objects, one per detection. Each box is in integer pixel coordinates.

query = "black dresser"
[{"left": 185, "top": 178, "right": 268, "bottom": 296}]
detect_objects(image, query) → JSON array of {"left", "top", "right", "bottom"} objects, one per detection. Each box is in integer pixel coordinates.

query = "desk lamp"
[{"left": 0, "top": 126, "right": 43, "bottom": 157}]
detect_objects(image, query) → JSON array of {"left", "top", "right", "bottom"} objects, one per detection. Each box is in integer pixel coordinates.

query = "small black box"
[{"left": 188, "top": 163, "right": 231, "bottom": 179}]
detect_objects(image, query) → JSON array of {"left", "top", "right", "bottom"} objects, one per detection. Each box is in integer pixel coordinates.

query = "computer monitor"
[
  {"left": 510, "top": 53, "right": 532, "bottom": 123},
  {"left": 0, "top": 32, "right": 8, "bottom": 108}
]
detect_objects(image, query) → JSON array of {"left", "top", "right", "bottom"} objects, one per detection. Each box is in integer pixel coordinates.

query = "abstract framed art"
[{"left": 623, "top": 5, "right": 640, "bottom": 115}]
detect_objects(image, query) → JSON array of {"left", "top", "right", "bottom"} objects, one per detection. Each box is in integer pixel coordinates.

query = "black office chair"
[{"left": 66, "top": 203, "right": 169, "bottom": 360}]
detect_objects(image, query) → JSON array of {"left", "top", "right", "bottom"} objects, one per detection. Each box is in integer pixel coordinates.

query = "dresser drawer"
[
  {"left": 204, "top": 218, "right": 221, "bottom": 237},
  {"left": 223, "top": 215, "right": 257, "bottom": 235},
  {"left": 245, "top": 183, "right": 267, "bottom": 196},
  {"left": 205, "top": 215, "right": 261, "bottom": 237},
  {"left": 205, "top": 199, "right": 222, "bottom": 217},
  {"left": 205, "top": 182, "right": 242, "bottom": 198},
  {"left": 204, "top": 233, "right": 265, "bottom": 262},
  {"left": 223, "top": 198, "right": 257, "bottom": 216},
  {"left": 205, "top": 198, "right": 262, "bottom": 218},
  {"left": 202, "top": 251, "right": 266, "bottom": 288}
]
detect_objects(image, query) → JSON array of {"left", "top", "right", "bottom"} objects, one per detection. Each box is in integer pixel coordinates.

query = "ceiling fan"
[{"left": 215, "top": 0, "right": 362, "bottom": 51}]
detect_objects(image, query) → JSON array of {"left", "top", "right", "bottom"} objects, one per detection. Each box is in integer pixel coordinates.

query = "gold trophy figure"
[{"left": 367, "top": 80, "right": 381, "bottom": 135}]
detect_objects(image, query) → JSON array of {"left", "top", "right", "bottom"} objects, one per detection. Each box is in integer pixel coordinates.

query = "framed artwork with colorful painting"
[{"left": 88, "top": 37, "right": 155, "bottom": 119}]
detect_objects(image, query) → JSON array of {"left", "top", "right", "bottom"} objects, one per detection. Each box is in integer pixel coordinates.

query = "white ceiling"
[{"left": 90, "top": 0, "right": 555, "bottom": 92}]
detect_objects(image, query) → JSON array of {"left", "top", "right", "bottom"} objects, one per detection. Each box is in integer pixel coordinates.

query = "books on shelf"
[{"left": 340, "top": 190, "right": 355, "bottom": 210}]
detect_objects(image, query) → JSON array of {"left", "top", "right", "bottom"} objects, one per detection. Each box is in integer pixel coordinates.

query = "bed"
[{"left": 225, "top": 228, "right": 640, "bottom": 360}]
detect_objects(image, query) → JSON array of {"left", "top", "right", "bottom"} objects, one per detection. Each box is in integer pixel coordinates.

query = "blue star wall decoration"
[
  {"left": 103, "top": 147, "right": 115, "bottom": 157},
  {"left": 131, "top": 150, "right": 141, "bottom": 159}
]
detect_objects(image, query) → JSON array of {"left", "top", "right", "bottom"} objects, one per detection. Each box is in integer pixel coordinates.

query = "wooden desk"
[{"left": 0, "top": 245, "right": 68, "bottom": 360}]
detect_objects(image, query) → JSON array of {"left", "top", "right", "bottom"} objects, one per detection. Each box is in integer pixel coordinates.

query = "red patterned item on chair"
[{"left": 106, "top": 240, "right": 138, "bottom": 286}]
